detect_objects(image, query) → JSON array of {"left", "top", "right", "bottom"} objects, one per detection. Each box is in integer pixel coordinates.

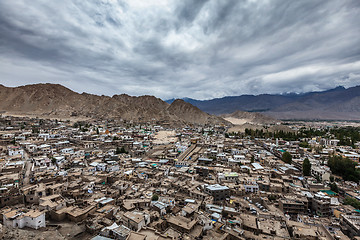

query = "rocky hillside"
[
  {"left": 167, "top": 99, "right": 228, "bottom": 125},
  {"left": 0, "top": 84, "right": 229, "bottom": 126}
]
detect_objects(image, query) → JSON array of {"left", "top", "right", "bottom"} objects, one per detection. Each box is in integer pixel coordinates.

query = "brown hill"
[
  {"left": 167, "top": 99, "right": 229, "bottom": 125},
  {"left": 0, "top": 83, "right": 230, "bottom": 126}
]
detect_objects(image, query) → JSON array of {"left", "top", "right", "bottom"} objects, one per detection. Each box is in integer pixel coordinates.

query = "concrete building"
[
  {"left": 3, "top": 209, "right": 46, "bottom": 229},
  {"left": 279, "top": 198, "right": 307, "bottom": 215},
  {"left": 341, "top": 215, "right": 360, "bottom": 238},
  {"left": 205, "top": 184, "right": 230, "bottom": 201},
  {"left": 122, "top": 211, "right": 150, "bottom": 231}
]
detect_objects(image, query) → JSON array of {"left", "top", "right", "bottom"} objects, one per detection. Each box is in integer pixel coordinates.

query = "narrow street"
[{"left": 23, "top": 150, "right": 32, "bottom": 186}]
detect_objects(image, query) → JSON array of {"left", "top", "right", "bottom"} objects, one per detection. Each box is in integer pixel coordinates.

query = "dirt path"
[
  {"left": 153, "top": 130, "right": 177, "bottom": 144},
  {"left": 23, "top": 151, "right": 33, "bottom": 186}
]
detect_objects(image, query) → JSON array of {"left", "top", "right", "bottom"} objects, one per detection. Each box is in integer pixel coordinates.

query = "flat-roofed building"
[
  {"left": 279, "top": 197, "right": 308, "bottom": 215},
  {"left": 2, "top": 209, "right": 46, "bottom": 229},
  {"left": 205, "top": 184, "right": 230, "bottom": 201},
  {"left": 342, "top": 215, "right": 360, "bottom": 238},
  {"left": 122, "top": 211, "right": 150, "bottom": 231}
]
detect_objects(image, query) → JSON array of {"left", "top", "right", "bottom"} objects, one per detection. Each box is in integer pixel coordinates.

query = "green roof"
[
  {"left": 224, "top": 172, "right": 239, "bottom": 177},
  {"left": 320, "top": 190, "right": 337, "bottom": 195}
]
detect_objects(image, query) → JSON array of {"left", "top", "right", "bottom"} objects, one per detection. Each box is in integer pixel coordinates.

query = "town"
[{"left": 0, "top": 115, "right": 360, "bottom": 240}]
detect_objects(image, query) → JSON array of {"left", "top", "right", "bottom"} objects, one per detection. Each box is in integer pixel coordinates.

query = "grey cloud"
[
  {"left": 0, "top": 0, "right": 359, "bottom": 100},
  {"left": 176, "top": 0, "right": 209, "bottom": 25}
]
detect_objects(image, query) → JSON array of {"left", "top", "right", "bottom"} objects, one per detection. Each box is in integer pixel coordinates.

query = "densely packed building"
[{"left": 0, "top": 115, "right": 359, "bottom": 239}]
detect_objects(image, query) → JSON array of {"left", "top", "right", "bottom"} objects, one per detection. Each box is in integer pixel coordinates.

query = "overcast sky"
[{"left": 0, "top": 0, "right": 359, "bottom": 100}]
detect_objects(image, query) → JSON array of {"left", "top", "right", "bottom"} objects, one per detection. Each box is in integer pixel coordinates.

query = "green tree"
[
  {"left": 116, "top": 147, "right": 128, "bottom": 154},
  {"left": 151, "top": 194, "right": 159, "bottom": 201},
  {"left": 116, "top": 147, "right": 121, "bottom": 154},
  {"left": 268, "top": 195, "right": 278, "bottom": 201},
  {"left": 328, "top": 155, "right": 360, "bottom": 182},
  {"left": 344, "top": 197, "right": 360, "bottom": 209},
  {"left": 282, "top": 152, "right": 292, "bottom": 164},
  {"left": 330, "top": 182, "right": 339, "bottom": 193},
  {"left": 120, "top": 147, "right": 128, "bottom": 154},
  {"left": 32, "top": 127, "right": 39, "bottom": 134},
  {"left": 302, "top": 158, "right": 311, "bottom": 176},
  {"left": 299, "top": 141, "right": 309, "bottom": 148}
]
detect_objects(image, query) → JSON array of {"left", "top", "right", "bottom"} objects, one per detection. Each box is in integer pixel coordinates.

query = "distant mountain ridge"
[
  {"left": 0, "top": 83, "right": 229, "bottom": 126},
  {"left": 166, "top": 86, "right": 360, "bottom": 120}
]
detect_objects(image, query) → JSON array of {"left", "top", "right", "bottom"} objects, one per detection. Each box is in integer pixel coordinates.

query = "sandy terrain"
[
  {"left": 1, "top": 112, "right": 90, "bottom": 122},
  {"left": 228, "top": 123, "right": 263, "bottom": 133},
  {"left": 153, "top": 130, "right": 177, "bottom": 144},
  {"left": 224, "top": 117, "right": 250, "bottom": 125}
]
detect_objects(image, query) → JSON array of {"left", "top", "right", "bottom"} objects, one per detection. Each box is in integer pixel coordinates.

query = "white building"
[
  {"left": 218, "top": 172, "right": 239, "bottom": 182},
  {"left": 244, "top": 179, "right": 259, "bottom": 193},
  {"left": 61, "top": 148, "right": 74, "bottom": 154},
  {"left": 3, "top": 209, "right": 46, "bottom": 230},
  {"left": 107, "top": 161, "right": 120, "bottom": 172},
  {"left": 8, "top": 146, "right": 24, "bottom": 157}
]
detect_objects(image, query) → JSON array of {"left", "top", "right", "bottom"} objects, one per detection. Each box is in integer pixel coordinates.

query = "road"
[{"left": 23, "top": 150, "right": 33, "bottom": 186}]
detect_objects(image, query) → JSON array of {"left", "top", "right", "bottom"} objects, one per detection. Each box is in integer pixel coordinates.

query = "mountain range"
[
  {"left": 166, "top": 86, "right": 360, "bottom": 120},
  {"left": 0, "top": 84, "right": 228, "bottom": 126},
  {"left": 1, "top": 83, "right": 359, "bottom": 125}
]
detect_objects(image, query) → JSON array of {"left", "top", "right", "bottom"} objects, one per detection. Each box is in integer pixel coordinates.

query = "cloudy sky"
[{"left": 0, "top": 0, "right": 359, "bottom": 100}]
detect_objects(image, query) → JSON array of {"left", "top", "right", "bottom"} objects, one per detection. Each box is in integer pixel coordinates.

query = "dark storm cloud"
[
  {"left": 176, "top": 0, "right": 209, "bottom": 24},
  {"left": 0, "top": 0, "right": 359, "bottom": 99}
]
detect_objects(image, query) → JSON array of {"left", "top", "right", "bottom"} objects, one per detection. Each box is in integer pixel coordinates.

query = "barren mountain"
[
  {"left": 168, "top": 86, "right": 360, "bottom": 120},
  {"left": 0, "top": 84, "right": 230, "bottom": 126},
  {"left": 167, "top": 99, "right": 228, "bottom": 125}
]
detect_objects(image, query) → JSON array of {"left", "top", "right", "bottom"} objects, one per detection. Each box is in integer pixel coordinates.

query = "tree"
[
  {"left": 116, "top": 147, "right": 121, "bottom": 154},
  {"left": 330, "top": 182, "right": 339, "bottom": 193},
  {"left": 151, "top": 194, "right": 159, "bottom": 201},
  {"left": 282, "top": 152, "right": 292, "bottom": 164},
  {"left": 299, "top": 141, "right": 309, "bottom": 148},
  {"left": 344, "top": 197, "right": 360, "bottom": 209},
  {"left": 32, "top": 127, "right": 39, "bottom": 134},
  {"left": 268, "top": 195, "right": 278, "bottom": 201},
  {"left": 302, "top": 158, "right": 311, "bottom": 176},
  {"left": 116, "top": 147, "right": 128, "bottom": 154},
  {"left": 328, "top": 155, "right": 360, "bottom": 182},
  {"left": 120, "top": 147, "right": 128, "bottom": 154}
]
